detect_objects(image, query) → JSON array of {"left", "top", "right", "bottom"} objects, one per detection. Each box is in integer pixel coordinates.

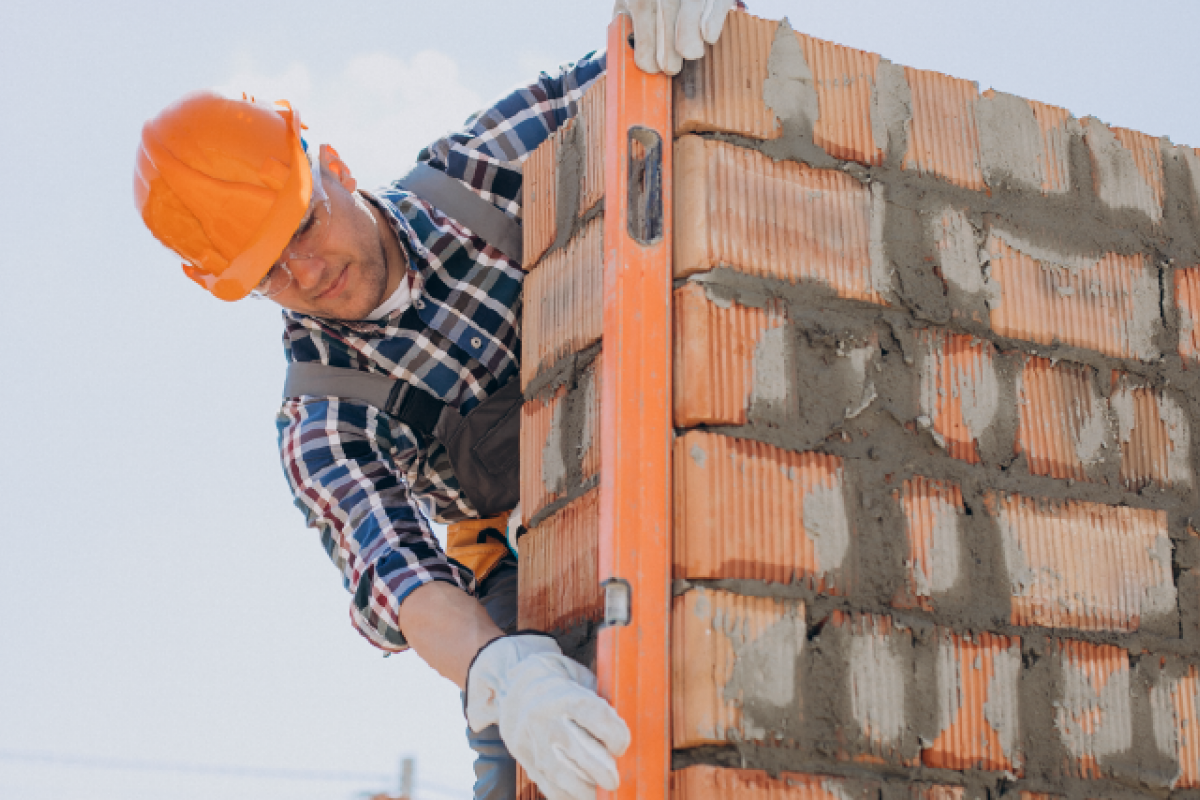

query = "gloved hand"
[
  {"left": 612, "top": 0, "right": 738, "bottom": 75},
  {"left": 465, "top": 633, "right": 630, "bottom": 800}
]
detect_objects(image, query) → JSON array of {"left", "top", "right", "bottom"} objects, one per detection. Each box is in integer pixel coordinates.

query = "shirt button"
[{"left": 470, "top": 337, "right": 483, "bottom": 349}]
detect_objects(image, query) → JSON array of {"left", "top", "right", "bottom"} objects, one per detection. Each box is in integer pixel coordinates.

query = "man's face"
[{"left": 266, "top": 149, "right": 392, "bottom": 320}]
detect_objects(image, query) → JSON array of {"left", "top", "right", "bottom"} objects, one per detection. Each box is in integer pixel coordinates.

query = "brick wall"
[{"left": 518, "top": 8, "right": 1200, "bottom": 798}]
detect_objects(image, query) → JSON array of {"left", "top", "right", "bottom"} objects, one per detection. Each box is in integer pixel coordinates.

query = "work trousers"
[{"left": 466, "top": 556, "right": 519, "bottom": 800}]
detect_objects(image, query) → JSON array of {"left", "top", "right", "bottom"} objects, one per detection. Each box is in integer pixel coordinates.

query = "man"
[{"left": 132, "top": 3, "right": 735, "bottom": 799}]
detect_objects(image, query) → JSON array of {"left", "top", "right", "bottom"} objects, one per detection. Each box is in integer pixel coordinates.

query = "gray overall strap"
[
  {"left": 283, "top": 361, "right": 446, "bottom": 446},
  {"left": 396, "top": 163, "right": 524, "bottom": 264}
]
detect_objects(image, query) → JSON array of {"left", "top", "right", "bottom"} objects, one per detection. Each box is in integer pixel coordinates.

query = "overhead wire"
[{"left": 0, "top": 748, "right": 468, "bottom": 797}]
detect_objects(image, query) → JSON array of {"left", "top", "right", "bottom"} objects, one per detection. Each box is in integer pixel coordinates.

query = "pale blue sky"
[{"left": 2, "top": 2, "right": 1197, "bottom": 799}]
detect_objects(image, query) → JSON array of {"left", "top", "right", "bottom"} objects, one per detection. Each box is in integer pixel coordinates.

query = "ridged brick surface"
[
  {"left": 520, "top": 217, "right": 603, "bottom": 388},
  {"left": 1083, "top": 118, "right": 1165, "bottom": 222},
  {"left": 1018, "top": 357, "right": 1108, "bottom": 482},
  {"left": 987, "top": 232, "right": 1159, "bottom": 360},
  {"left": 1055, "top": 640, "right": 1131, "bottom": 779},
  {"left": 911, "top": 787, "right": 964, "bottom": 800},
  {"left": 1165, "top": 666, "right": 1200, "bottom": 788},
  {"left": 988, "top": 493, "right": 1173, "bottom": 632},
  {"left": 672, "top": 590, "right": 803, "bottom": 748},
  {"left": 902, "top": 67, "right": 984, "bottom": 191},
  {"left": 1111, "top": 375, "right": 1192, "bottom": 489},
  {"left": 522, "top": 127, "right": 558, "bottom": 269},
  {"left": 671, "top": 766, "right": 874, "bottom": 800},
  {"left": 579, "top": 76, "right": 605, "bottom": 215},
  {"left": 832, "top": 611, "right": 914, "bottom": 763},
  {"left": 924, "top": 629, "right": 1022, "bottom": 773},
  {"left": 520, "top": 386, "right": 566, "bottom": 520},
  {"left": 674, "top": 430, "right": 850, "bottom": 586},
  {"left": 516, "top": 488, "right": 602, "bottom": 632},
  {"left": 918, "top": 329, "right": 999, "bottom": 465},
  {"left": 976, "top": 90, "right": 1075, "bottom": 195},
  {"left": 515, "top": 765, "right": 541, "bottom": 800},
  {"left": 674, "top": 135, "right": 887, "bottom": 305},
  {"left": 519, "top": 360, "right": 602, "bottom": 524},
  {"left": 897, "top": 477, "right": 964, "bottom": 610},
  {"left": 674, "top": 9, "right": 781, "bottom": 141},
  {"left": 674, "top": 10, "right": 884, "bottom": 165},
  {"left": 1028, "top": 97, "right": 1074, "bottom": 194},
  {"left": 1176, "top": 266, "right": 1200, "bottom": 362},
  {"left": 796, "top": 31, "right": 884, "bottom": 165},
  {"left": 673, "top": 282, "right": 787, "bottom": 427}
]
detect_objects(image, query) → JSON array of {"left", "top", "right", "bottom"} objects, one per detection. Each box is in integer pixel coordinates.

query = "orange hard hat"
[{"left": 133, "top": 91, "right": 312, "bottom": 301}]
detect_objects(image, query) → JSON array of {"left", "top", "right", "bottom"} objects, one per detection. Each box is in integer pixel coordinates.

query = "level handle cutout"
[{"left": 626, "top": 126, "right": 663, "bottom": 246}]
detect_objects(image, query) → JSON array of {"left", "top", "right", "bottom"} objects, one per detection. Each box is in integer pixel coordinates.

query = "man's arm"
[
  {"left": 277, "top": 394, "right": 477, "bottom": 653},
  {"left": 398, "top": 581, "right": 502, "bottom": 689}
]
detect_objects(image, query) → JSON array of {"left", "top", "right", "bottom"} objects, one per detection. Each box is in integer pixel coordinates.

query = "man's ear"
[{"left": 319, "top": 144, "right": 357, "bottom": 193}]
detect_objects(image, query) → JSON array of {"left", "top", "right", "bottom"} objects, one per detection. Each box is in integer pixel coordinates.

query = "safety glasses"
[{"left": 251, "top": 152, "right": 333, "bottom": 299}]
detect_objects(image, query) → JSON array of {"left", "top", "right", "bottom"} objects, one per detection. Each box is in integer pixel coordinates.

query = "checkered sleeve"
[
  {"left": 417, "top": 50, "right": 606, "bottom": 219},
  {"left": 277, "top": 395, "right": 476, "bottom": 653}
]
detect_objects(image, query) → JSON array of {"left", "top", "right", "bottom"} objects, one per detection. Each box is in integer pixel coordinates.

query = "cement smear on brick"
[
  {"left": 759, "top": 20, "right": 838, "bottom": 170},
  {"left": 870, "top": 60, "right": 913, "bottom": 166},
  {"left": 524, "top": 345, "right": 602, "bottom": 530},
  {"left": 977, "top": 91, "right": 1048, "bottom": 193}
]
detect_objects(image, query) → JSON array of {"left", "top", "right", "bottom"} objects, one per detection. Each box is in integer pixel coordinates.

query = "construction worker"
[{"left": 132, "top": 3, "right": 734, "bottom": 799}]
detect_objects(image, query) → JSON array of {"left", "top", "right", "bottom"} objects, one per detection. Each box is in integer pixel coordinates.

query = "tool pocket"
[{"left": 435, "top": 376, "right": 523, "bottom": 518}]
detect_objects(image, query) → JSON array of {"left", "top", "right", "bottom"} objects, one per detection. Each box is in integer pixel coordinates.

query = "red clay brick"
[
  {"left": 519, "top": 359, "right": 601, "bottom": 524},
  {"left": 1017, "top": 356, "right": 1110, "bottom": 482},
  {"left": 516, "top": 489, "right": 602, "bottom": 632},
  {"left": 673, "top": 283, "right": 787, "bottom": 428},
  {"left": 1028, "top": 98, "right": 1075, "bottom": 195},
  {"left": 1158, "top": 665, "right": 1200, "bottom": 788},
  {"left": 515, "top": 764, "right": 542, "bottom": 800},
  {"left": 520, "top": 217, "right": 603, "bottom": 389},
  {"left": 519, "top": 77, "right": 604, "bottom": 269},
  {"left": 1054, "top": 640, "right": 1132, "bottom": 779},
  {"left": 674, "top": 9, "right": 780, "bottom": 141},
  {"left": 671, "top": 766, "right": 876, "bottom": 800},
  {"left": 924, "top": 629, "right": 1022, "bottom": 774},
  {"left": 1176, "top": 266, "right": 1200, "bottom": 363},
  {"left": 578, "top": 76, "right": 605, "bottom": 215},
  {"left": 672, "top": 589, "right": 804, "bottom": 748},
  {"left": 1111, "top": 373, "right": 1193, "bottom": 490},
  {"left": 520, "top": 386, "right": 566, "bottom": 521},
  {"left": 830, "top": 611, "right": 915, "bottom": 764},
  {"left": 674, "top": 135, "right": 888, "bottom": 304},
  {"left": 918, "top": 329, "right": 1001, "bottom": 465},
  {"left": 796, "top": 32, "right": 884, "bottom": 165},
  {"left": 675, "top": 10, "right": 885, "bottom": 165},
  {"left": 910, "top": 787, "right": 965, "bottom": 800},
  {"left": 902, "top": 67, "right": 984, "bottom": 191},
  {"left": 674, "top": 430, "right": 850, "bottom": 586},
  {"left": 895, "top": 477, "right": 965, "bottom": 611},
  {"left": 1083, "top": 118, "right": 1165, "bottom": 222},
  {"left": 977, "top": 91, "right": 1076, "bottom": 195},
  {"left": 986, "top": 229, "right": 1160, "bottom": 360},
  {"left": 522, "top": 127, "right": 558, "bottom": 268},
  {"left": 987, "top": 493, "right": 1173, "bottom": 633}
]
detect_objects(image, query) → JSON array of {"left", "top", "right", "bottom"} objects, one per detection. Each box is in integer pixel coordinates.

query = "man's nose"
[{"left": 287, "top": 257, "right": 328, "bottom": 291}]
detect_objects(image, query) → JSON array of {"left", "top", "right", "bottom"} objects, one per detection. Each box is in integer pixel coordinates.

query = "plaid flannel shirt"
[{"left": 277, "top": 53, "right": 605, "bottom": 653}]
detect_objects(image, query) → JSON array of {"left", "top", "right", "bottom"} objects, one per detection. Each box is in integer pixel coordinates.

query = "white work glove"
[
  {"left": 612, "top": 0, "right": 739, "bottom": 75},
  {"left": 465, "top": 633, "right": 630, "bottom": 800}
]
